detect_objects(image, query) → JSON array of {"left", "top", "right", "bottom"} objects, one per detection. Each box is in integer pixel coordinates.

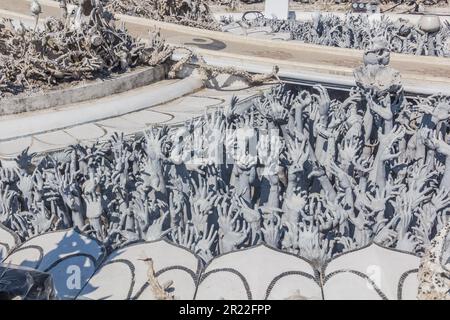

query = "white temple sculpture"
[{"left": 0, "top": 0, "right": 450, "bottom": 301}]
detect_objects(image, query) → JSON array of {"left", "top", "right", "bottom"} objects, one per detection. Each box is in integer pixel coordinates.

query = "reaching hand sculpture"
[
  {"left": 217, "top": 201, "right": 250, "bottom": 254},
  {"left": 261, "top": 213, "right": 282, "bottom": 248},
  {"left": 311, "top": 85, "right": 331, "bottom": 165},
  {"left": 237, "top": 197, "right": 262, "bottom": 245},
  {"left": 1, "top": 40, "right": 450, "bottom": 267},
  {"left": 145, "top": 212, "right": 171, "bottom": 242},
  {"left": 194, "top": 224, "right": 218, "bottom": 262},
  {"left": 423, "top": 129, "right": 450, "bottom": 190},
  {"left": 285, "top": 135, "right": 310, "bottom": 195}
]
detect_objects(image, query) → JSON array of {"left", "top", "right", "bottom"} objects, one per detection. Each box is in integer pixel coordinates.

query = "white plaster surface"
[
  {"left": 0, "top": 224, "right": 19, "bottom": 261},
  {"left": 322, "top": 244, "right": 420, "bottom": 300},
  {"left": 223, "top": 26, "right": 292, "bottom": 41},
  {"left": 264, "top": 0, "right": 289, "bottom": 20},
  {"left": 195, "top": 245, "right": 321, "bottom": 300},
  {"left": 2, "top": 229, "right": 105, "bottom": 299},
  {"left": 0, "top": 137, "right": 33, "bottom": 158},
  {"left": 78, "top": 240, "right": 201, "bottom": 300},
  {"left": 120, "top": 111, "right": 173, "bottom": 126},
  {"left": 0, "top": 229, "right": 425, "bottom": 300},
  {"left": 0, "top": 77, "right": 201, "bottom": 141},
  {"left": 64, "top": 124, "right": 106, "bottom": 141},
  {"left": 35, "top": 131, "right": 78, "bottom": 147},
  {"left": 0, "top": 66, "right": 166, "bottom": 116}
]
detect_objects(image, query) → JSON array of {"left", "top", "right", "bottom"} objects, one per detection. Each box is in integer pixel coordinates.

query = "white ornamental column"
[{"left": 264, "top": 0, "right": 289, "bottom": 20}]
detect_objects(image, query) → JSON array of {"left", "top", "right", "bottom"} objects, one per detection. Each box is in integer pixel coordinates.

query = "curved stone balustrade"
[{"left": 0, "top": 75, "right": 204, "bottom": 142}]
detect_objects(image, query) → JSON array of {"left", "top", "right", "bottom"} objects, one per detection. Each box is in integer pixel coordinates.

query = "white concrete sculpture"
[
  {"left": 224, "top": 12, "right": 450, "bottom": 58},
  {"left": 0, "top": 224, "right": 19, "bottom": 261},
  {"left": 322, "top": 244, "right": 420, "bottom": 300},
  {"left": 1, "top": 14, "right": 450, "bottom": 299},
  {"left": 2, "top": 229, "right": 105, "bottom": 299},
  {"left": 195, "top": 245, "right": 321, "bottom": 300},
  {"left": 78, "top": 240, "right": 202, "bottom": 300}
]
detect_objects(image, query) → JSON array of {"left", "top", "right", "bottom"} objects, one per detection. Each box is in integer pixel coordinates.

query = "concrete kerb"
[
  {"left": 0, "top": 65, "right": 168, "bottom": 116},
  {"left": 0, "top": 73, "right": 205, "bottom": 142},
  {"left": 2, "top": 2, "right": 450, "bottom": 73}
]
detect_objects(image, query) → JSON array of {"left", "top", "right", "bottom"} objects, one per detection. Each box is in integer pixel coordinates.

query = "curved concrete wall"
[
  {"left": 0, "top": 65, "right": 167, "bottom": 116},
  {"left": 0, "top": 73, "right": 204, "bottom": 142}
]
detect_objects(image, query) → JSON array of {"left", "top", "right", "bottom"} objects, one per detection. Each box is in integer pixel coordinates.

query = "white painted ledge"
[
  {"left": 0, "top": 65, "right": 167, "bottom": 116},
  {"left": 0, "top": 74, "right": 204, "bottom": 141}
]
